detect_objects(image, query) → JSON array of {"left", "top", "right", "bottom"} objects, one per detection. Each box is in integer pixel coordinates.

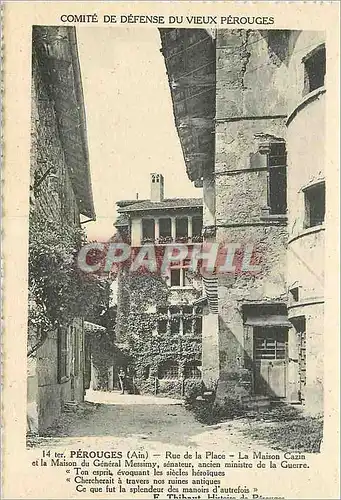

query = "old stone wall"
[
  {"left": 28, "top": 50, "right": 85, "bottom": 433},
  {"left": 202, "top": 311, "right": 219, "bottom": 388},
  {"left": 31, "top": 51, "right": 80, "bottom": 226},
  {"left": 214, "top": 30, "right": 290, "bottom": 402},
  {"left": 160, "top": 29, "right": 326, "bottom": 413},
  {"left": 115, "top": 269, "right": 203, "bottom": 398},
  {"left": 286, "top": 31, "right": 325, "bottom": 414}
]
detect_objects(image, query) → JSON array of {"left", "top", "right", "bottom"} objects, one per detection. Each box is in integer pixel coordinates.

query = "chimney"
[{"left": 150, "top": 173, "right": 164, "bottom": 202}]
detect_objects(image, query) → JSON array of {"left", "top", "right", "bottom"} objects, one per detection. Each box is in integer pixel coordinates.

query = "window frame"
[
  {"left": 267, "top": 142, "right": 287, "bottom": 216},
  {"left": 159, "top": 217, "right": 172, "bottom": 238},
  {"left": 141, "top": 218, "right": 155, "bottom": 242},
  {"left": 302, "top": 44, "right": 326, "bottom": 96},
  {"left": 175, "top": 217, "right": 188, "bottom": 240},
  {"left": 192, "top": 215, "right": 203, "bottom": 237},
  {"left": 156, "top": 305, "right": 203, "bottom": 336},
  {"left": 169, "top": 261, "right": 191, "bottom": 288},
  {"left": 303, "top": 181, "right": 325, "bottom": 229},
  {"left": 254, "top": 326, "right": 288, "bottom": 361},
  {"left": 57, "top": 325, "right": 70, "bottom": 383},
  {"left": 158, "top": 360, "right": 179, "bottom": 380},
  {"left": 184, "top": 361, "right": 202, "bottom": 379}
]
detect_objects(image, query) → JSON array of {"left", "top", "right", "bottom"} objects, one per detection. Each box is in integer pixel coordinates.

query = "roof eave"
[{"left": 68, "top": 28, "right": 96, "bottom": 220}]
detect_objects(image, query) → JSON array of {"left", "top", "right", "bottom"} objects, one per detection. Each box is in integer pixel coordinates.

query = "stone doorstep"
[
  {"left": 241, "top": 395, "right": 271, "bottom": 411},
  {"left": 241, "top": 395, "right": 270, "bottom": 403},
  {"left": 243, "top": 402, "right": 270, "bottom": 411}
]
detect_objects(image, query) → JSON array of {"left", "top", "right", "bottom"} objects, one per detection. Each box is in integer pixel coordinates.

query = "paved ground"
[{"left": 29, "top": 390, "right": 277, "bottom": 453}]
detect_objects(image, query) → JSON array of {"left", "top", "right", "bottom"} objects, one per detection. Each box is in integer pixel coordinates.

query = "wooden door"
[{"left": 254, "top": 327, "right": 288, "bottom": 398}]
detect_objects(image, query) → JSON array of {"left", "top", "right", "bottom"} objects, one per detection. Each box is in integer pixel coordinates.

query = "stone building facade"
[
  {"left": 27, "top": 26, "right": 96, "bottom": 432},
  {"left": 114, "top": 174, "right": 204, "bottom": 398},
  {"left": 160, "top": 29, "right": 326, "bottom": 414}
]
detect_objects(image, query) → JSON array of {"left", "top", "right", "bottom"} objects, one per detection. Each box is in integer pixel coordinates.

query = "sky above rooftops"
[{"left": 77, "top": 27, "right": 199, "bottom": 242}]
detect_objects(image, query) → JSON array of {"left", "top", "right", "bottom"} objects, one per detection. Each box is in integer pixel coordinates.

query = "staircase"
[{"left": 195, "top": 390, "right": 271, "bottom": 412}]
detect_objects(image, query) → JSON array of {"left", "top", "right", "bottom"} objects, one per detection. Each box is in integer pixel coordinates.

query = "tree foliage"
[{"left": 28, "top": 215, "right": 109, "bottom": 356}]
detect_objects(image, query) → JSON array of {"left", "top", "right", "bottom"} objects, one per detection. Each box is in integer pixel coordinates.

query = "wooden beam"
[
  {"left": 185, "top": 153, "right": 212, "bottom": 160},
  {"left": 171, "top": 74, "right": 215, "bottom": 89},
  {"left": 178, "top": 117, "right": 214, "bottom": 129}
]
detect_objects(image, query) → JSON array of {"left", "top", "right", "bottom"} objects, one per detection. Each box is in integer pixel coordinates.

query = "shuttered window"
[
  {"left": 254, "top": 327, "right": 287, "bottom": 360},
  {"left": 184, "top": 361, "right": 202, "bottom": 379},
  {"left": 158, "top": 360, "right": 179, "bottom": 379},
  {"left": 57, "top": 325, "right": 70, "bottom": 382}
]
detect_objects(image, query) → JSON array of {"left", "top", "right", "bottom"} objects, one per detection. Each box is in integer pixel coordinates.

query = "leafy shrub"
[
  {"left": 213, "top": 397, "right": 245, "bottom": 420},
  {"left": 244, "top": 415, "right": 323, "bottom": 453},
  {"left": 184, "top": 379, "right": 203, "bottom": 403},
  {"left": 28, "top": 216, "right": 109, "bottom": 356}
]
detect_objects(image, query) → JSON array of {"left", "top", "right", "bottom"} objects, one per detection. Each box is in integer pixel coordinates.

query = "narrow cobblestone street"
[{"left": 30, "top": 390, "right": 279, "bottom": 454}]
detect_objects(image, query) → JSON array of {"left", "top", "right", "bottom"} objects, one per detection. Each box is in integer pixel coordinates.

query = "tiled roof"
[
  {"left": 116, "top": 199, "right": 148, "bottom": 208},
  {"left": 114, "top": 214, "right": 129, "bottom": 226},
  {"left": 118, "top": 198, "right": 202, "bottom": 213}
]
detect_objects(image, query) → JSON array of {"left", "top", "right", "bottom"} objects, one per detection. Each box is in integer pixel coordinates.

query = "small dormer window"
[{"left": 303, "top": 45, "right": 326, "bottom": 96}]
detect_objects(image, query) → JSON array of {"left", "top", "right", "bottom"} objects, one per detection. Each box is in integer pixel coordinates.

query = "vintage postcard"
[{"left": 2, "top": 1, "right": 340, "bottom": 499}]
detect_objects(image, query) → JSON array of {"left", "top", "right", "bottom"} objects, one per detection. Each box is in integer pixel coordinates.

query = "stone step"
[
  {"left": 241, "top": 395, "right": 269, "bottom": 403},
  {"left": 63, "top": 401, "right": 79, "bottom": 412},
  {"left": 241, "top": 395, "right": 271, "bottom": 411}
]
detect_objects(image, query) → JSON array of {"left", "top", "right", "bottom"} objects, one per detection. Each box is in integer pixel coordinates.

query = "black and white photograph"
[{"left": 2, "top": 3, "right": 340, "bottom": 499}]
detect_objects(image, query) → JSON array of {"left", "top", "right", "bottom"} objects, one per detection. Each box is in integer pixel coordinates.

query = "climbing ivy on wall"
[{"left": 116, "top": 268, "right": 202, "bottom": 397}]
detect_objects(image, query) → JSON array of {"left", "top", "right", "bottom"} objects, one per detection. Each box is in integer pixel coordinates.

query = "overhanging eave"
[{"left": 159, "top": 28, "right": 216, "bottom": 182}]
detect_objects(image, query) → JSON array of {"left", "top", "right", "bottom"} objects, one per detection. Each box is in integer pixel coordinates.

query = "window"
[
  {"left": 157, "top": 305, "right": 203, "bottom": 336},
  {"left": 254, "top": 327, "right": 287, "bottom": 360},
  {"left": 170, "top": 266, "right": 190, "bottom": 288},
  {"left": 73, "top": 326, "right": 81, "bottom": 376},
  {"left": 175, "top": 217, "right": 188, "bottom": 240},
  {"left": 142, "top": 219, "right": 155, "bottom": 242},
  {"left": 182, "top": 306, "right": 193, "bottom": 334},
  {"left": 158, "top": 360, "right": 179, "bottom": 379},
  {"left": 157, "top": 318, "right": 168, "bottom": 334},
  {"left": 289, "top": 287, "right": 299, "bottom": 302},
  {"left": 170, "top": 306, "right": 181, "bottom": 334},
  {"left": 268, "top": 143, "right": 287, "bottom": 215},
  {"left": 58, "top": 325, "right": 69, "bottom": 383},
  {"left": 170, "top": 269, "right": 181, "bottom": 287},
  {"left": 290, "top": 317, "right": 306, "bottom": 395},
  {"left": 303, "top": 45, "right": 326, "bottom": 95},
  {"left": 184, "top": 361, "right": 202, "bottom": 379},
  {"left": 194, "top": 315, "right": 203, "bottom": 335},
  {"left": 192, "top": 216, "right": 203, "bottom": 241},
  {"left": 304, "top": 182, "right": 325, "bottom": 228},
  {"left": 157, "top": 307, "right": 168, "bottom": 334},
  {"left": 159, "top": 218, "right": 171, "bottom": 238}
]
